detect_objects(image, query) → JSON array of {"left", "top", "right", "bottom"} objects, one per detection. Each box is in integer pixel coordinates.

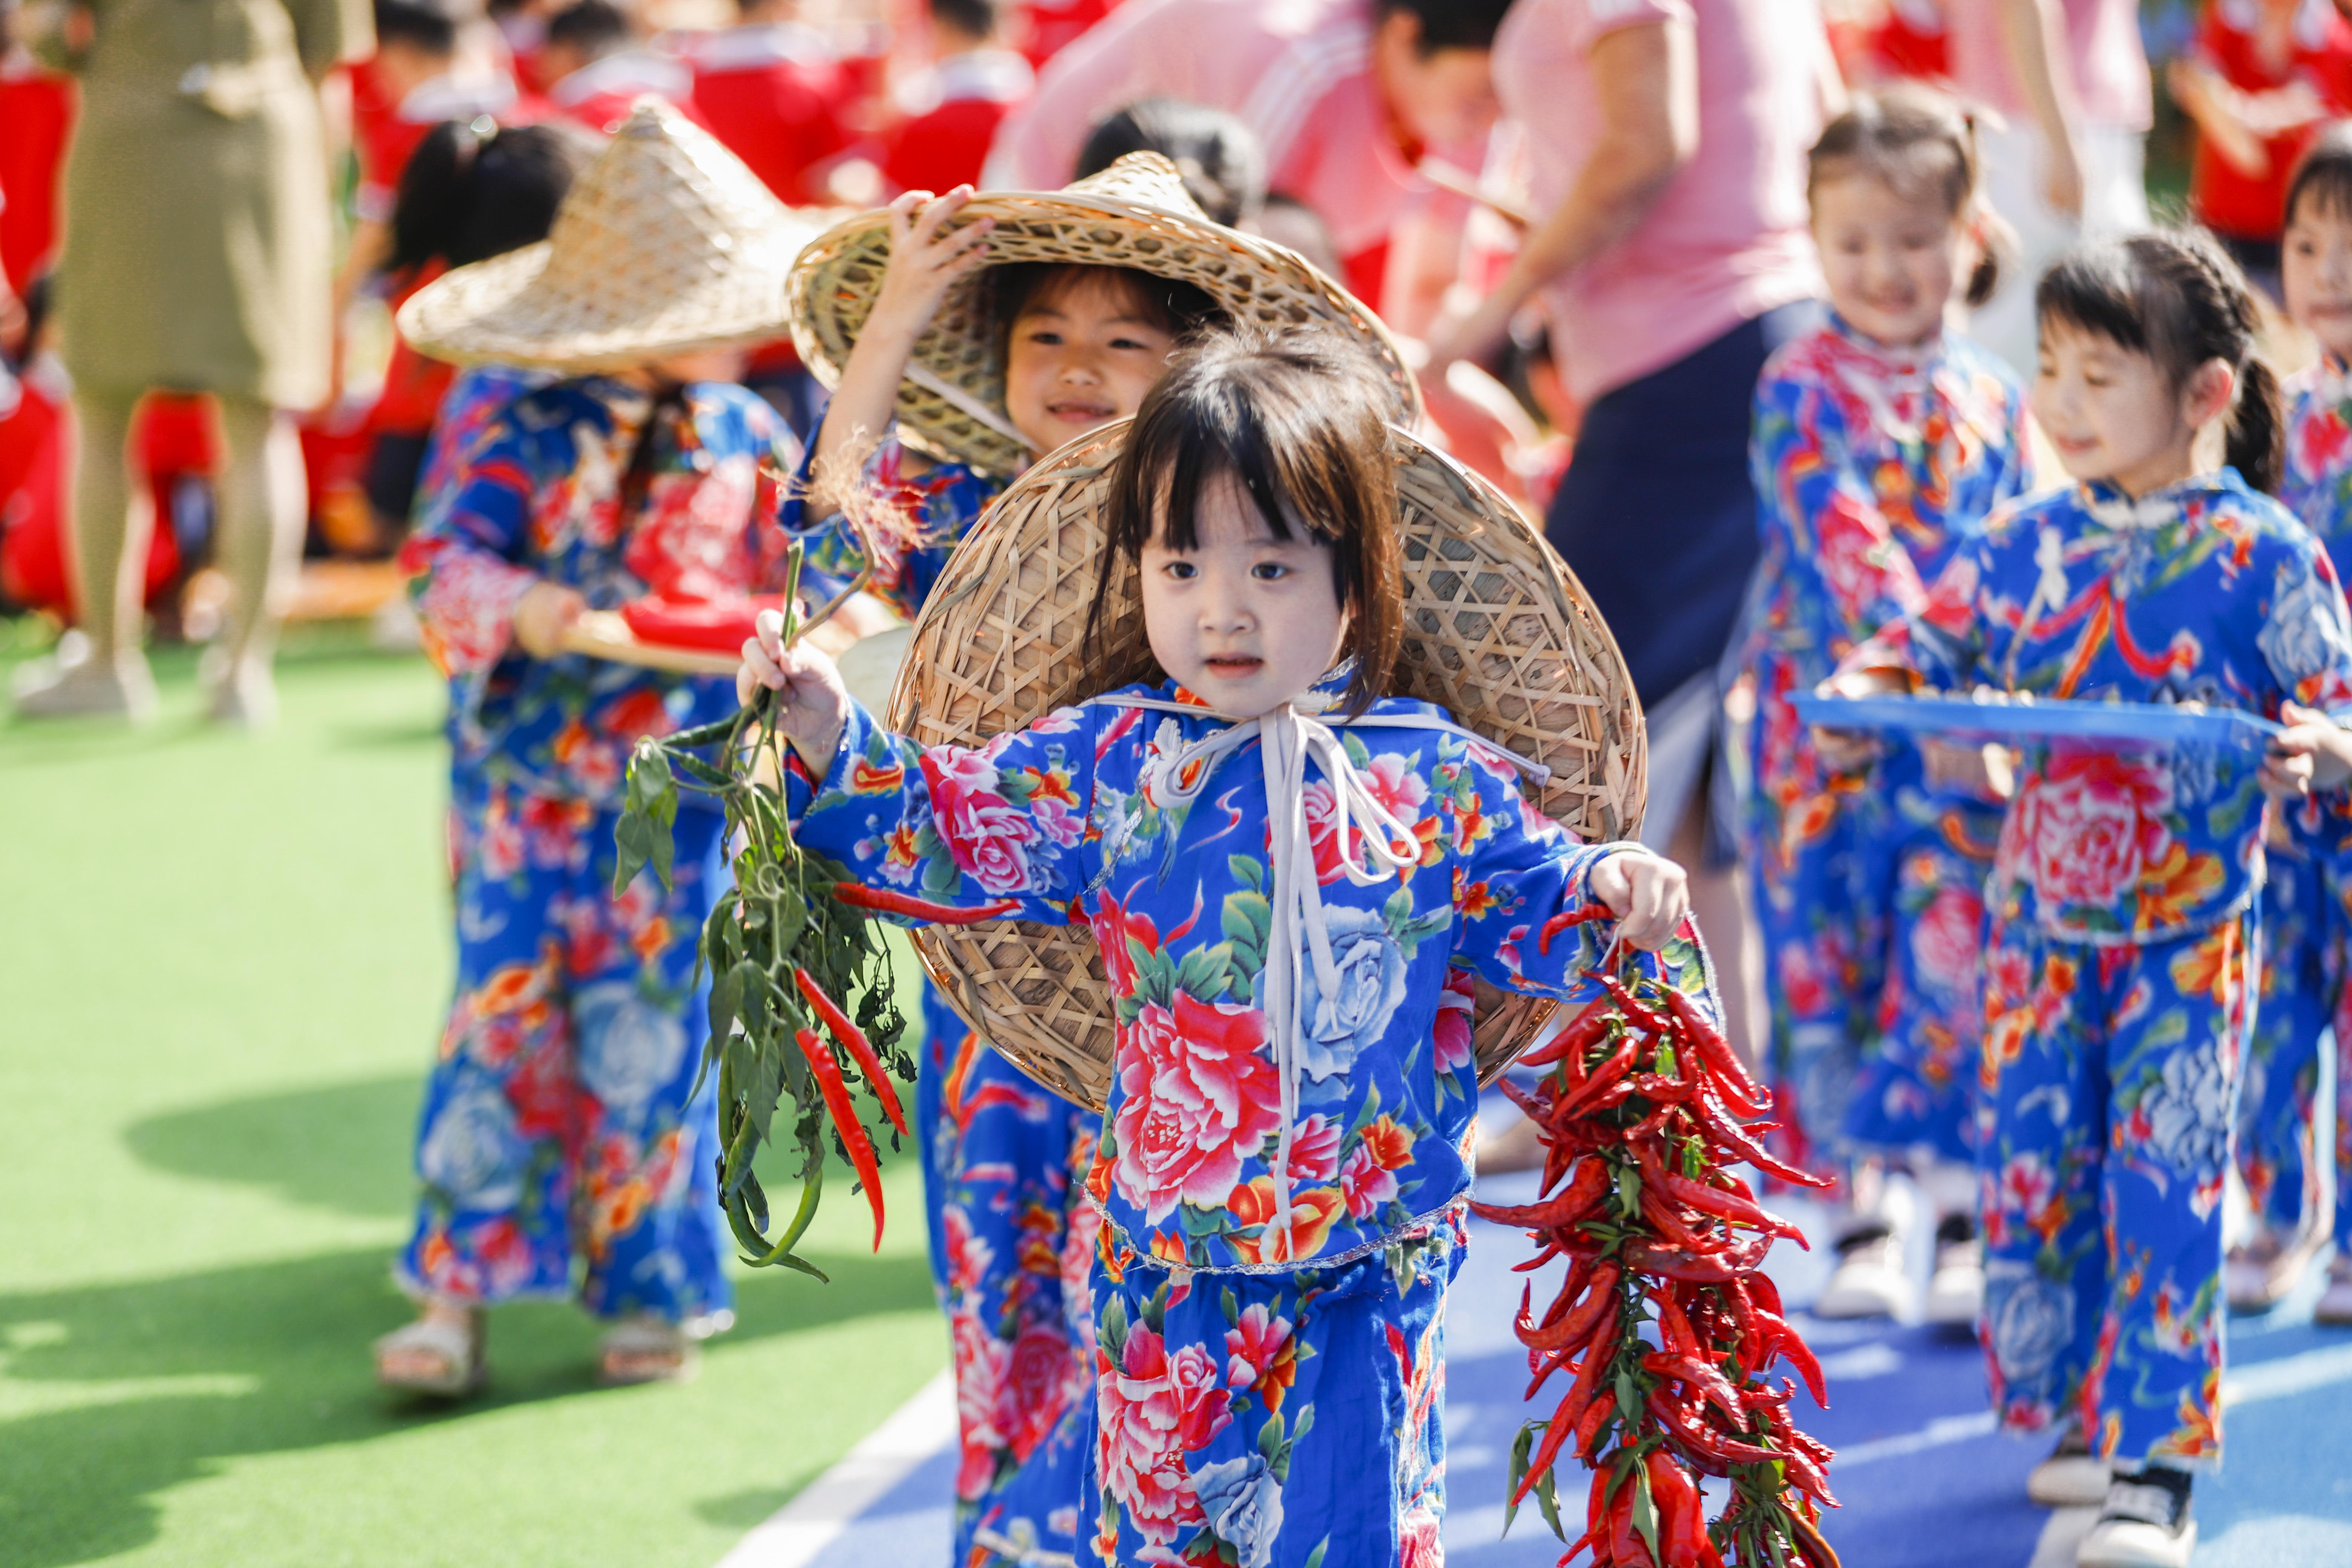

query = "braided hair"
[{"left": 2035, "top": 227, "right": 2283, "bottom": 495}]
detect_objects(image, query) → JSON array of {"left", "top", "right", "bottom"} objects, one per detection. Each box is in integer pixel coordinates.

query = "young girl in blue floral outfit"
[
  {"left": 1743, "top": 87, "right": 2035, "bottom": 1323},
  {"left": 776, "top": 157, "right": 1413, "bottom": 1565},
  {"left": 2241, "top": 128, "right": 2352, "bottom": 1323},
  {"left": 374, "top": 104, "right": 803, "bottom": 1395},
  {"left": 745, "top": 331, "right": 1697, "bottom": 1568},
  {"left": 1825, "top": 229, "right": 2352, "bottom": 1567}
]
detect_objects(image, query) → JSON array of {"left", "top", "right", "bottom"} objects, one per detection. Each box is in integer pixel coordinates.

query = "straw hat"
[
  {"left": 884, "top": 421, "right": 1647, "bottom": 1112},
  {"left": 787, "top": 153, "right": 1423, "bottom": 476},
  {"left": 399, "top": 99, "right": 817, "bottom": 371}
]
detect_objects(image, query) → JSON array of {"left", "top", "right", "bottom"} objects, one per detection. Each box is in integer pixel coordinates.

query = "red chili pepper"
[
  {"left": 1575, "top": 1379, "right": 1615, "bottom": 1458},
  {"left": 794, "top": 966, "right": 908, "bottom": 1137},
  {"left": 1791, "top": 1512, "right": 1845, "bottom": 1568},
  {"left": 1651, "top": 1284, "right": 1702, "bottom": 1361},
  {"left": 1519, "top": 1312, "right": 1618, "bottom": 1491},
  {"left": 1552, "top": 1034, "right": 1642, "bottom": 1117},
  {"left": 1692, "top": 1091, "right": 1833, "bottom": 1188},
  {"left": 831, "top": 884, "right": 1023, "bottom": 923},
  {"left": 1781, "top": 1442, "right": 1840, "bottom": 1508},
  {"left": 1664, "top": 984, "right": 1769, "bottom": 1116},
  {"left": 1645, "top": 1449, "right": 1718, "bottom": 1568},
  {"left": 1625, "top": 1232, "right": 1772, "bottom": 1283},
  {"left": 1599, "top": 975, "right": 1675, "bottom": 1034},
  {"left": 1520, "top": 1002, "right": 1614, "bottom": 1072},
  {"left": 796, "top": 1027, "right": 886, "bottom": 1251},
  {"left": 1642, "top": 1350, "right": 1748, "bottom": 1426},
  {"left": 1523, "top": 1261, "right": 1620, "bottom": 1352},
  {"left": 1471, "top": 1156, "right": 1611, "bottom": 1230},
  {"left": 1639, "top": 1144, "right": 1809, "bottom": 1249},
  {"left": 1751, "top": 1305, "right": 1829, "bottom": 1408},
  {"left": 1538, "top": 901, "right": 1614, "bottom": 954},
  {"left": 1639, "top": 1187, "right": 1728, "bottom": 1255},
  {"left": 1604, "top": 1461, "right": 1648, "bottom": 1566},
  {"left": 1652, "top": 1389, "right": 1780, "bottom": 1467}
]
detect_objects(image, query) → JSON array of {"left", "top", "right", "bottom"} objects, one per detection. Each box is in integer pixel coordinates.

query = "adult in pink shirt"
[
  {"left": 1431, "top": 0, "right": 1832, "bottom": 1067},
  {"left": 1944, "top": 0, "right": 2152, "bottom": 374},
  {"left": 982, "top": 0, "right": 1507, "bottom": 316}
]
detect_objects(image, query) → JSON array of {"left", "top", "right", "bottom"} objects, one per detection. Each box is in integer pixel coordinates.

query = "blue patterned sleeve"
[
  {"left": 788, "top": 698, "right": 1100, "bottom": 923},
  {"left": 773, "top": 433, "right": 1001, "bottom": 620},
  {"left": 1750, "top": 368, "right": 1929, "bottom": 649}
]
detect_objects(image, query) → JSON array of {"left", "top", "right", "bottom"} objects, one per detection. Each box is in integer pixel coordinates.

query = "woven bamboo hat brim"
[
  {"left": 884, "top": 420, "right": 1647, "bottom": 1112},
  {"left": 787, "top": 153, "right": 1422, "bottom": 477},
  {"left": 399, "top": 99, "right": 816, "bottom": 371}
]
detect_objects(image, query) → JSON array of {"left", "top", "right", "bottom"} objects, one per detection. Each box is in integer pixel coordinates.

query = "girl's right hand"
[
  {"left": 513, "top": 582, "right": 587, "bottom": 659},
  {"left": 865, "top": 188, "right": 995, "bottom": 346},
  {"left": 740, "top": 608, "right": 853, "bottom": 774}
]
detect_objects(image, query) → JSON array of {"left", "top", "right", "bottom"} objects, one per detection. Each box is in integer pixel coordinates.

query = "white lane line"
[
  {"left": 2224, "top": 1339, "right": 2352, "bottom": 1406},
  {"left": 1833, "top": 1410, "right": 1998, "bottom": 1467},
  {"left": 715, "top": 1370, "right": 957, "bottom": 1568}
]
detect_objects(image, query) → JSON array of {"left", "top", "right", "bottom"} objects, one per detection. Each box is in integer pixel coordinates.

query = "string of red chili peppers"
[
  {"left": 613, "top": 542, "right": 1017, "bottom": 1277},
  {"left": 1475, "top": 909, "right": 1841, "bottom": 1568}
]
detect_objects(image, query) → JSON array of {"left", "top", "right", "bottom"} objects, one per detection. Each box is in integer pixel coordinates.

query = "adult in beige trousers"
[{"left": 15, "top": 0, "right": 370, "bottom": 723}]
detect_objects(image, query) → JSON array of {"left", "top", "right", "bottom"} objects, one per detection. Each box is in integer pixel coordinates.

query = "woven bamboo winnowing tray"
[{"left": 884, "top": 423, "right": 1646, "bottom": 1112}]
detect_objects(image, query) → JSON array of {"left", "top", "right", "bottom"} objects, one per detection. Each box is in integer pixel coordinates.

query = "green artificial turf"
[{"left": 0, "top": 624, "right": 944, "bottom": 1568}]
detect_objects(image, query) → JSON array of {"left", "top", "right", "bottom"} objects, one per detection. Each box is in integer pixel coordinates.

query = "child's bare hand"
[
  {"left": 2263, "top": 700, "right": 2352, "bottom": 799},
  {"left": 740, "top": 608, "right": 853, "bottom": 773},
  {"left": 1588, "top": 849, "right": 1689, "bottom": 951},
  {"left": 513, "top": 582, "right": 586, "bottom": 658},
  {"left": 1810, "top": 667, "right": 1901, "bottom": 774},
  {"left": 865, "top": 188, "right": 994, "bottom": 344}
]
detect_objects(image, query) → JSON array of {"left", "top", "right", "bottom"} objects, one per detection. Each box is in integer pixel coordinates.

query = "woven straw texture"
[
  {"left": 884, "top": 422, "right": 1647, "bottom": 1111},
  {"left": 786, "top": 153, "right": 1420, "bottom": 477},
  {"left": 400, "top": 100, "right": 817, "bottom": 371}
]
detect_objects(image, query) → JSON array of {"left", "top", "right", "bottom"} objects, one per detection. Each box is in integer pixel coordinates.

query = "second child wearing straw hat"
[
  {"left": 776, "top": 153, "right": 1416, "bottom": 1563},
  {"left": 744, "top": 330, "right": 1695, "bottom": 1566},
  {"left": 374, "top": 102, "right": 805, "bottom": 1395}
]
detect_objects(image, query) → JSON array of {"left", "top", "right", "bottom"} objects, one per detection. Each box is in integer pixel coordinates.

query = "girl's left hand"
[
  {"left": 1588, "top": 849, "right": 1689, "bottom": 951},
  {"left": 2262, "top": 701, "right": 2352, "bottom": 799},
  {"left": 740, "top": 608, "right": 853, "bottom": 774}
]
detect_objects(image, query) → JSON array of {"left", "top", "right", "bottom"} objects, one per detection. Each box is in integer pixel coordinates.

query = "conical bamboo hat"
[
  {"left": 400, "top": 99, "right": 818, "bottom": 371},
  {"left": 787, "top": 153, "right": 1421, "bottom": 476},
  {"left": 886, "top": 419, "right": 1647, "bottom": 1111}
]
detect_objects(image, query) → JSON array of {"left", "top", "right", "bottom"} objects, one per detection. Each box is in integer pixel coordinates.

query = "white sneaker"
[
  {"left": 2226, "top": 1227, "right": 2321, "bottom": 1312},
  {"left": 2316, "top": 1256, "right": 2352, "bottom": 1326},
  {"left": 1923, "top": 1213, "right": 1984, "bottom": 1326},
  {"left": 1814, "top": 1225, "right": 1913, "bottom": 1319},
  {"left": 2076, "top": 1468, "right": 2194, "bottom": 1568},
  {"left": 2029, "top": 1432, "right": 2113, "bottom": 1508},
  {"left": 203, "top": 653, "right": 278, "bottom": 730},
  {"left": 12, "top": 642, "right": 158, "bottom": 721}
]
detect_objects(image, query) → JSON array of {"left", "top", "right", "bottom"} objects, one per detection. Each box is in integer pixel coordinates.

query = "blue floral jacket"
[
  {"left": 1850, "top": 470, "right": 2352, "bottom": 942},
  {"left": 401, "top": 375, "right": 797, "bottom": 805},
  {"left": 790, "top": 669, "right": 1703, "bottom": 1275},
  {"left": 778, "top": 432, "right": 1005, "bottom": 620}
]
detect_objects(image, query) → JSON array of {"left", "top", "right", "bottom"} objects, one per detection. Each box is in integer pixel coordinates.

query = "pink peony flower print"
[
  {"left": 1909, "top": 885, "right": 1985, "bottom": 997},
  {"left": 1433, "top": 970, "right": 1476, "bottom": 1074},
  {"left": 943, "top": 1204, "right": 995, "bottom": 1295},
  {"left": 1285, "top": 1115, "right": 1341, "bottom": 1184},
  {"left": 922, "top": 749, "right": 1041, "bottom": 896},
  {"left": 2011, "top": 749, "right": 2174, "bottom": 910},
  {"left": 1002, "top": 1321, "right": 1078, "bottom": 1463},
  {"left": 951, "top": 1306, "right": 1011, "bottom": 1499},
  {"left": 1223, "top": 1304, "right": 1294, "bottom": 1393},
  {"left": 1096, "top": 1324, "right": 1230, "bottom": 1548},
  {"left": 1340, "top": 1142, "right": 1401, "bottom": 1219},
  {"left": 1110, "top": 993, "right": 1283, "bottom": 1223}
]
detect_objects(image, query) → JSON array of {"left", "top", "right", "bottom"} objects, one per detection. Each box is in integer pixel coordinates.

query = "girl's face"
[
  {"left": 1811, "top": 169, "right": 1972, "bottom": 349},
  {"left": 2033, "top": 318, "right": 2232, "bottom": 498},
  {"left": 2284, "top": 196, "right": 2352, "bottom": 364},
  {"left": 1139, "top": 472, "right": 1348, "bottom": 718},
  {"left": 1004, "top": 272, "right": 1181, "bottom": 456}
]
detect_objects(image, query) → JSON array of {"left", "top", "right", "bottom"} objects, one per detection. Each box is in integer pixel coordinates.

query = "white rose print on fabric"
[{"left": 573, "top": 981, "right": 691, "bottom": 1116}]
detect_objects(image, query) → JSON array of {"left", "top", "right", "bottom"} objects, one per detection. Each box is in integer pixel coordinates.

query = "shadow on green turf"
[
  {"left": 0, "top": 1243, "right": 934, "bottom": 1567},
  {"left": 124, "top": 1073, "right": 426, "bottom": 1219}
]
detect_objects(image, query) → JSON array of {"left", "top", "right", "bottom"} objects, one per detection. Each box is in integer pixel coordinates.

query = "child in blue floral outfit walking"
[
  {"left": 744, "top": 331, "right": 1696, "bottom": 1567},
  {"left": 373, "top": 104, "right": 804, "bottom": 1395},
  {"left": 776, "top": 155, "right": 1414, "bottom": 1564},
  {"left": 1825, "top": 229, "right": 2352, "bottom": 1566}
]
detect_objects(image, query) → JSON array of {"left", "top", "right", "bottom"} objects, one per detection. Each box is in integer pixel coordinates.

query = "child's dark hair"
[
  {"left": 2036, "top": 228, "right": 2283, "bottom": 494},
  {"left": 390, "top": 119, "right": 600, "bottom": 276},
  {"left": 1077, "top": 99, "right": 1266, "bottom": 228},
  {"left": 374, "top": 0, "right": 461, "bottom": 55},
  {"left": 991, "top": 263, "right": 1225, "bottom": 349},
  {"left": 1377, "top": 0, "right": 1512, "bottom": 54},
  {"left": 929, "top": 0, "right": 998, "bottom": 41},
  {"left": 546, "top": 0, "right": 629, "bottom": 60},
  {"left": 1808, "top": 84, "right": 2007, "bottom": 308},
  {"left": 1093, "top": 328, "right": 1402, "bottom": 714},
  {"left": 2286, "top": 122, "right": 2352, "bottom": 233}
]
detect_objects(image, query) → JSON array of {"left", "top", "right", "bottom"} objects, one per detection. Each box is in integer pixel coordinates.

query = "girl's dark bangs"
[{"left": 2035, "top": 248, "right": 2152, "bottom": 356}]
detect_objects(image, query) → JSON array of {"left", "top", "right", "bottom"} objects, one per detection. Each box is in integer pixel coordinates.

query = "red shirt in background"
[
  {"left": 883, "top": 48, "right": 1033, "bottom": 195},
  {"left": 548, "top": 49, "right": 704, "bottom": 136},
  {"left": 1872, "top": 0, "right": 1948, "bottom": 82},
  {"left": 349, "top": 59, "right": 533, "bottom": 223},
  {"left": 1018, "top": 0, "right": 1117, "bottom": 68},
  {"left": 2190, "top": 0, "right": 2352, "bottom": 242},
  {"left": 0, "top": 56, "right": 74, "bottom": 292},
  {"left": 689, "top": 23, "right": 854, "bottom": 204}
]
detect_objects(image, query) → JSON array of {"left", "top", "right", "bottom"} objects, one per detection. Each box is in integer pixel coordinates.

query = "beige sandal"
[
  {"left": 374, "top": 1310, "right": 487, "bottom": 1398},
  {"left": 598, "top": 1315, "right": 705, "bottom": 1386}
]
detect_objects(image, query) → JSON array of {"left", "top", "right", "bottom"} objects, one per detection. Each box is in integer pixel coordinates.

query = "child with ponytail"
[
  {"left": 1822, "top": 228, "right": 2352, "bottom": 1568},
  {"left": 1741, "top": 85, "right": 2036, "bottom": 1325}
]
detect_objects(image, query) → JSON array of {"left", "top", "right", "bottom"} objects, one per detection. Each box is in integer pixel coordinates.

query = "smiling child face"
[
  {"left": 1139, "top": 472, "right": 1349, "bottom": 718},
  {"left": 1003, "top": 270, "right": 1182, "bottom": 457}
]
